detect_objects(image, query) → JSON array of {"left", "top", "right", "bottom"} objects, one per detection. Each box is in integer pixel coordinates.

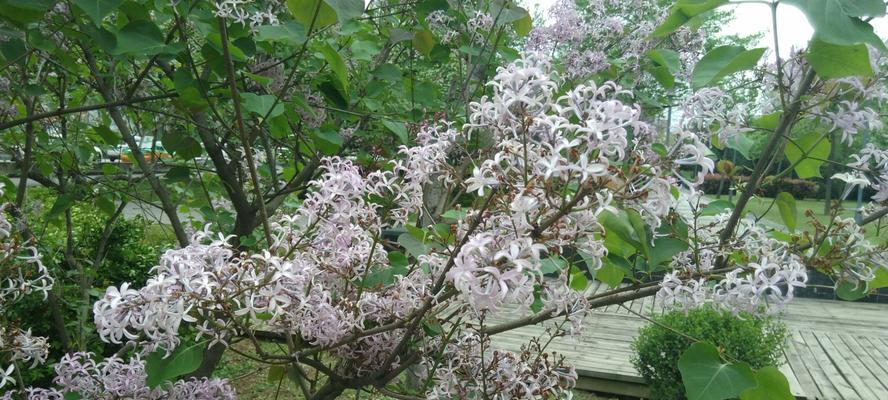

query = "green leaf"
[
  {"left": 47, "top": 194, "right": 76, "bottom": 220},
  {"left": 627, "top": 209, "right": 650, "bottom": 260},
  {"left": 324, "top": 0, "right": 363, "bottom": 25},
  {"left": 398, "top": 232, "right": 429, "bottom": 258},
  {"left": 204, "top": 32, "right": 246, "bottom": 62},
  {"left": 530, "top": 285, "right": 544, "bottom": 313},
  {"left": 869, "top": 268, "right": 888, "bottom": 290},
  {"left": 382, "top": 120, "right": 409, "bottom": 144},
  {"left": 784, "top": 131, "right": 830, "bottom": 179},
  {"left": 836, "top": 279, "right": 868, "bottom": 301},
  {"left": 93, "top": 125, "right": 120, "bottom": 145},
  {"left": 173, "top": 69, "right": 208, "bottom": 111},
  {"left": 600, "top": 210, "right": 640, "bottom": 258},
  {"left": 351, "top": 39, "right": 381, "bottom": 61},
  {"left": 165, "top": 166, "right": 191, "bottom": 183},
  {"left": 113, "top": 20, "right": 178, "bottom": 57},
  {"left": 751, "top": 112, "right": 782, "bottom": 131},
  {"left": 62, "top": 392, "right": 82, "bottom": 400},
  {"left": 318, "top": 79, "right": 348, "bottom": 108},
  {"left": 775, "top": 192, "right": 798, "bottom": 232},
  {"left": 646, "top": 49, "right": 680, "bottom": 89},
  {"left": 541, "top": 256, "right": 568, "bottom": 274},
  {"left": 287, "top": 0, "right": 337, "bottom": 31},
  {"left": 596, "top": 257, "right": 626, "bottom": 288},
  {"left": 144, "top": 342, "right": 205, "bottom": 388},
  {"left": 648, "top": 65, "right": 675, "bottom": 89},
  {"left": 0, "top": 0, "right": 54, "bottom": 24},
  {"left": 318, "top": 43, "right": 348, "bottom": 95},
  {"left": 692, "top": 45, "right": 765, "bottom": 88},
  {"left": 255, "top": 21, "right": 307, "bottom": 46},
  {"left": 416, "top": 0, "right": 448, "bottom": 14},
  {"left": 725, "top": 133, "right": 754, "bottom": 159},
  {"left": 73, "top": 0, "right": 124, "bottom": 25},
  {"left": 569, "top": 266, "right": 589, "bottom": 291},
  {"left": 441, "top": 209, "right": 467, "bottom": 221},
  {"left": 162, "top": 134, "right": 202, "bottom": 160},
  {"left": 648, "top": 49, "right": 681, "bottom": 72},
  {"left": 678, "top": 342, "right": 757, "bottom": 400},
  {"left": 806, "top": 39, "right": 873, "bottom": 79},
  {"left": 652, "top": 0, "right": 729, "bottom": 37},
  {"left": 783, "top": 0, "right": 886, "bottom": 50},
  {"left": 371, "top": 63, "right": 402, "bottom": 81},
  {"left": 267, "top": 365, "right": 285, "bottom": 383},
  {"left": 649, "top": 237, "right": 688, "bottom": 269},
  {"left": 412, "top": 29, "right": 435, "bottom": 56},
  {"left": 511, "top": 8, "right": 532, "bottom": 36},
  {"left": 101, "top": 164, "right": 121, "bottom": 176},
  {"left": 838, "top": 0, "right": 885, "bottom": 17},
  {"left": 388, "top": 28, "right": 414, "bottom": 43},
  {"left": 701, "top": 200, "right": 734, "bottom": 216},
  {"left": 95, "top": 195, "right": 116, "bottom": 216},
  {"left": 739, "top": 366, "right": 794, "bottom": 400},
  {"left": 241, "top": 93, "right": 284, "bottom": 119}
]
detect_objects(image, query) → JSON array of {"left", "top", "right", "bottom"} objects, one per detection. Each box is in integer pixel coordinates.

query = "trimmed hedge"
[
  {"left": 631, "top": 307, "right": 788, "bottom": 400},
  {"left": 700, "top": 173, "right": 820, "bottom": 199}
]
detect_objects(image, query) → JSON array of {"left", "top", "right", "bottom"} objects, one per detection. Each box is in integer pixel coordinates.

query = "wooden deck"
[{"left": 490, "top": 281, "right": 888, "bottom": 399}]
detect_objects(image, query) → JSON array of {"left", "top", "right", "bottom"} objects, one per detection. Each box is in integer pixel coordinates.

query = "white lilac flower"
[
  {"left": 18, "top": 352, "right": 235, "bottom": 399},
  {"left": 824, "top": 101, "right": 883, "bottom": 145}
]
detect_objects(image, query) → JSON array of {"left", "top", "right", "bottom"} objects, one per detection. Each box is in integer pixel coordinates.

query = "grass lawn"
[{"left": 738, "top": 196, "right": 887, "bottom": 243}]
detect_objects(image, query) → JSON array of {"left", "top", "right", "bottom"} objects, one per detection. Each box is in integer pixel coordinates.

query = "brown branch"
[
  {"left": 0, "top": 93, "right": 178, "bottom": 132},
  {"left": 717, "top": 68, "right": 817, "bottom": 248},
  {"left": 217, "top": 17, "right": 273, "bottom": 245},
  {"left": 79, "top": 44, "right": 190, "bottom": 247}
]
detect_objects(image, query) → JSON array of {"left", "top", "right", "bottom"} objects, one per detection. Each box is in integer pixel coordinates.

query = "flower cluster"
[
  {"left": 657, "top": 210, "right": 808, "bottom": 314},
  {"left": 295, "top": 89, "right": 327, "bottom": 128},
  {"left": 425, "top": 333, "right": 577, "bottom": 399},
  {"left": 840, "top": 144, "right": 888, "bottom": 203},
  {"left": 526, "top": 0, "right": 705, "bottom": 80},
  {"left": 823, "top": 101, "right": 882, "bottom": 145},
  {"left": 453, "top": 52, "right": 714, "bottom": 314},
  {"left": 810, "top": 217, "right": 887, "bottom": 284},
  {"left": 7, "top": 352, "right": 235, "bottom": 399},
  {"left": 0, "top": 196, "right": 54, "bottom": 390},
  {"left": 467, "top": 11, "right": 494, "bottom": 33},
  {"left": 681, "top": 87, "right": 751, "bottom": 145},
  {"left": 80, "top": 51, "right": 720, "bottom": 396},
  {"left": 92, "top": 121, "right": 457, "bottom": 376},
  {"left": 426, "top": 10, "right": 459, "bottom": 44},
  {"left": 214, "top": 0, "right": 280, "bottom": 32}
]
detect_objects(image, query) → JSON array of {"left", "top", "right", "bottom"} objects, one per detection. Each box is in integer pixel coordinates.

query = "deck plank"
[
  {"left": 826, "top": 333, "right": 888, "bottom": 398},
  {"left": 799, "top": 330, "right": 860, "bottom": 399},
  {"left": 838, "top": 334, "right": 888, "bottom": 391},
  {"left": 491, "top": 296, "right": 888, "bottom": 399},
  {"left": 782, "top": 335, "right": 820, "bottom": 399},
  {"left": 815, "top": 333, "right": 878, "bottom": 399}
]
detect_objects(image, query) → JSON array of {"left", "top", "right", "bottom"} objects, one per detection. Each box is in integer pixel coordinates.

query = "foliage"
[
  {"left": 700, "top": 174, "right": 820, "bottom": 199},
  {"left": 631, "top": 307, "right": 788, "bottom": 400},
  {"left": 0, "top": 0, "right": 887, "bottom": 397},
  {"left": 758, "top": 177, "right": 820, "bottom": 200}
]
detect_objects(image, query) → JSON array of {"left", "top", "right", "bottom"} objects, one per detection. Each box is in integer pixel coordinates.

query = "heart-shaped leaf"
[{"left": 692, "top": 45, "right": 765, "bottom": 88}]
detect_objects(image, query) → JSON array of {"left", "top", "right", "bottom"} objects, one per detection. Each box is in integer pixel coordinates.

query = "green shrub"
[
  {"left": 7, "top": 189, "right": 173, "bottom": 386},
  {"left": 630, "top": 307, "right": 788, "bottom": 400}
]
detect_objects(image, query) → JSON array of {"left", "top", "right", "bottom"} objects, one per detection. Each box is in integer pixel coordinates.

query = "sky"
[{"left": 523, "top": 0, "right": 888, "bottom": 61}]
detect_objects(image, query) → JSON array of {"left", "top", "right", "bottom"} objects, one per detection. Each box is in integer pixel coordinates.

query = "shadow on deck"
[{"left": 490, "top": 281, "right": 888, "bottom": 399}]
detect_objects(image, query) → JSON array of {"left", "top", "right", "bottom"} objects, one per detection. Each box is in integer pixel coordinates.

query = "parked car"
[
  {"left": 119, "top": 136, "right": 172, "bottom": 163},
  {"left": 106, "top": 144, "right": 123, "bottom": 161}
]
